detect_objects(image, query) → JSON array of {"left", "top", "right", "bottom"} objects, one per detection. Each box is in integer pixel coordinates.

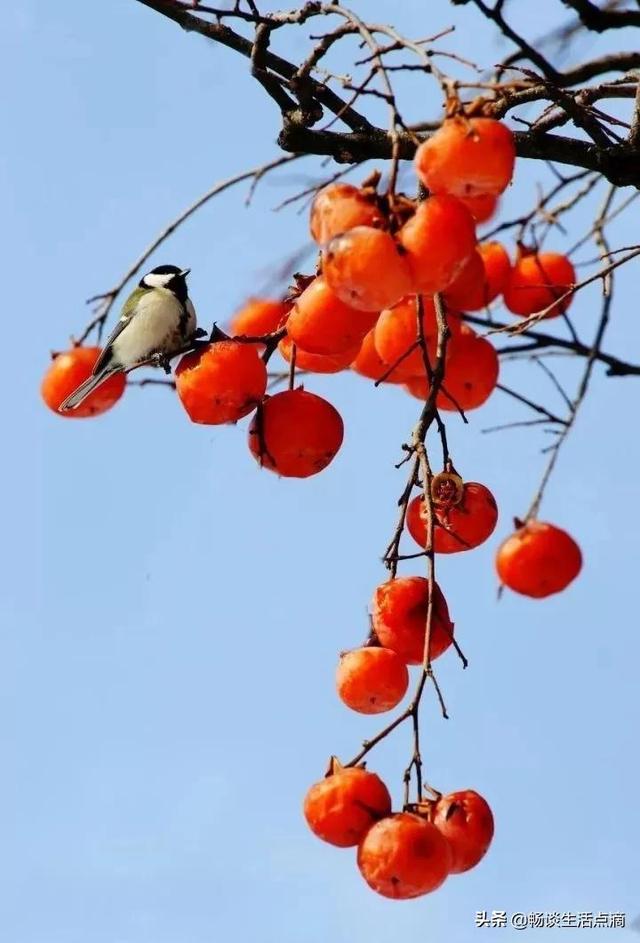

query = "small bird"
[{"left": 60, "top": 264, "right": 199, "bottom": 411}]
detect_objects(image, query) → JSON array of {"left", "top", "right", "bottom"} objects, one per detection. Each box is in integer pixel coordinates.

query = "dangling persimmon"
[
  {"left": 415, "top": 117, "right": 515, "bottom": 198},
  {"left": 229, "top": 297, "right": 290, "bottom": 337},
  {"left": 406, "top": 481, "right": 498, "bottom": 553},
  {"left": 286, "top": 276, "right": 377, "bottom": 355},
  {"left": 303, "top": 763, "right": 392, "bottom": 847},
  {"left": 323, "top": 227, "right": 413, "bottom": 312},
  {"left": 428, "top": 789, "right": 494, "bottom": 874},
  {"left": 351, "top": 328, "right": 396, "bottom": 383},
  {"left": 310, "top": 183, "right": 384, "bottom": 245},
  {"left": 336, "top": 646, "right": 409, "bottom": 714},
  {"left": 436, "top": 325, "right": 499, "bottom": 412},
  {"left": 357, "top": 812, "right": 452, "bottom": 899},
  {"left": 496, "top": 520, "right": 582, "bottom": 597},
  {"left": 248, "top": 388, "right": 343, "bottom": 477},
  {"left": 176, "top": 340, "right": 267, "bottom": 425},
  {"left": 41, "top": 347, "right": 126, "bottom": 418},
  {"left": 374, "top": 295, "right": 438, "bottom": 380},
  {"left": 503, "top": 248, "right": 576, "bottom": 318},
  {"left": 398, "top": 194, "right": 477, "bottom": 294},
  {"left": 371, "top": 576, "right": 454, "bottom": 665},
  {"left": 478, "top": 241, "right": 511, "bottom": 302}
]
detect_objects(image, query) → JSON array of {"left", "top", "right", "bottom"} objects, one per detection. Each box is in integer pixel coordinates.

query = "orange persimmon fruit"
[
  {"left": 428, "top": 790, "right": 494, "bottom": 874},
  {"left": 310, "top": 183, "right": 384, "bottom": 245},
  {"left": 176, "top": 340, "right": 267, "bottom": 425},
  {"left": 503, "top": 248, "right": 576, "bottom": 318},
  {"left": 496, "top": 520, "right": 582, "bottom": 598},
  {"left": 41, "top": 347, "right": 126, "bottom": 418},
  {"left": 371, "top": 576, "right": 454, "bottom": 665},
  {"left": 415, "top": 117, "right": 515, "bottom": 198},
  {"left": 436, "top": 325, "right": 499, "bottom": 412},
  {"left": 286, "top": 276, "right": 378, "bottom": 355},
  {"left": 357, "top": 812, "right": 452, "bottom": 899},
  {"left": 398, "top": 194, "right": 476, "bottom": 294},
  {"left": 229, "top": 297, "right": 290, "bottom": 337},
  {"left": 248, "top": 388, "right": 343, "bottom": 477},
  {"left": 303, "top": 764, "right": 392, "bottom": 847},
  {"left": 323, "top": 227, "right": 413, "bottom": 312},
  {"left": 336, "top": 646, "right": 409, "bottom": 714},
  {"left": 406, "top": 481, "right": 498, "bottom": 553}
]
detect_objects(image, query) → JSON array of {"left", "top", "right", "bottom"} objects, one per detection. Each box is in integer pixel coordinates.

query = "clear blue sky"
[{"left": 2, "top": 2, "right": 640, "bottom": 940}]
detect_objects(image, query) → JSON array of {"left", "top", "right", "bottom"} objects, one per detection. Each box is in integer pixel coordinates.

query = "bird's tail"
[{"left": 59, "top": 368, "right": 116, "bottom": 411}]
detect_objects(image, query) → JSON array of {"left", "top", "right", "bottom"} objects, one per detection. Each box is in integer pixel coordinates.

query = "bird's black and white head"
[{"left": 140, "top": 264, "right": 191, "bottom": 303}]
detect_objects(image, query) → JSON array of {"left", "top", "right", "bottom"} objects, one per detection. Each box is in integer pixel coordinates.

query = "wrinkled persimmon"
[
  {"left": 286, "top": 276, "right": 377, "bottom": 355},
  {"left": 503, "top": 248, "right": 576, "bottom": 318},
  {"left": 229, "top": 297, "right": 290, "bottom": 337},
  {"left": 496, "top": 520, "right": 582, "bottom": 598},
  {"left": 398, "top": 194, "right": 476, "bottom": 294},
  {"left": 429, "top": 790, "right": 494, "bottom": 874},
  {"left": 437, "top": 325, "right": 499, "bottom": 412},
  {"left": 371, "top": 576, "right": 454, "bottom": 665},
  {"left": 357, "top": 812, "right": 451, "bottom": 899},
  {"left": 279, "top": 336, "right": 358, "bottom": 374},
  {"left": 41, "top": 347, "right": 126, "bottom": 418},
  {"left": 310, "top": 183, "right": 384, "bottom": 245},
  {"left": 303, "top": 764, "right": 391, "bottom": 847},
  {"left": 415, "top": 117, "right": 515, "bottom": 198},
  {"left": 323, "top": 226, "right": 413, "bottom": 312},
  {"left": 336, "top": 646, "right": 409, "bottom": 714},
  {"left": 248, "top": 388, "right": 343, "bottom": 477},
  {"left": 176, "top": 341, "right": 266, "bottom": 425},
  {"left": 406, "top": 481, "right": 498, "bottom": 553}
]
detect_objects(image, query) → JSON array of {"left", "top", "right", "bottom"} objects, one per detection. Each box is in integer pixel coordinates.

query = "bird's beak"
[{"left": 180, "top": 268, "right": 191, "bottom": 278}]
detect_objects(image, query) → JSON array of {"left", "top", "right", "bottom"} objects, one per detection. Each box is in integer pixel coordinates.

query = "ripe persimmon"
[
  {"left": 459, "top": 192, "right": 499, "bottom": 223},
  {"left": 336, "top": 646, "right": 409, "bottom": 714},
  {"left": 429, "top": 790, "right": 494, "bottom": 874},
  {"left": 503, "top": 248, "right": 576, "bottom": 318},
  {"left": 351, "top": 328, "right": 396, "bottom": 383},
  {"left": 357, "top": 812, "right": 451, "bottom": 899},
  {"left": 303, "top": 764, "right": 391, "bottom": 847},
  {"left": 496, "top": 520, "right": 582, "bottom": 598},
  {"left": 279, "top": 336, "right": 358, "bottom": 374},
  {"left": 371, "top": 576, "right": 454, "bottom": 665},
  {"left": 310, "top": 183, "right": 384, "bottom": 245},
  {"left": 248, "top": 388, "right": 343, "bottom": 477},
  {"left": 443, "top": 250, "right": 487, "bottom": 311},
  {"left": 41, "top": 347, "right": 126, "bottom": 418},
  {"left": 398, "top": 194, "right": 476, "bottom": 294},
  {"left": 229, "top": 297, "right": 289, "bottom": 337},
  {"left": 406, "top": 481, "right": 498, "bottom": 553},
  {"left": 415, "top": 117, "right": 515, "bottom": 198},
  {"left": 374, "top": 295, "right": 438, "bottom": 380},
  {"left": 478, "top": 241, "right": 511, "bottom": 302},
  {"left": 176, "top": 341, "right": 266, "bottom": 425},
  {"left": 323, "top": 226, "right": 412, "bottom": 312},
  {"left": 436, "top": 325, "right": 499, "bottom": 412},
  {"left": 286, "top": 276, "right": 377, "bottom": 355}
]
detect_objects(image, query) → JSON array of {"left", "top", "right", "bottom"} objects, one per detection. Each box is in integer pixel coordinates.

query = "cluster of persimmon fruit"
[{"left": 42, "top": 113, "right": 584, "bottom": 897}]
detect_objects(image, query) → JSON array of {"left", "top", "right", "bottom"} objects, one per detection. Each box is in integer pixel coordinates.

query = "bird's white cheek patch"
[{"left": 143, "top": 273, "right": 174, "bottom": 289}]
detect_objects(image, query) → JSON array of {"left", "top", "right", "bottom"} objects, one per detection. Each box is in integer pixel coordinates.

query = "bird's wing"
[{"left": 92, "top": 287, "right": 147, "bottom": 375}]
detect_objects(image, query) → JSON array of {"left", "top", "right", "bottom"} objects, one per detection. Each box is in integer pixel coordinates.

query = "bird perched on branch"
[{"left": 60, "top": 264, "right": 199, "bottom": 411}]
